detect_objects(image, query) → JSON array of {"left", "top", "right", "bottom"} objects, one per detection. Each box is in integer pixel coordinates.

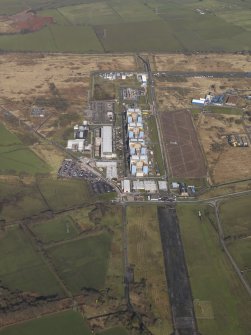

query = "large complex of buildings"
[{"left": 126, "top": 107, "right": 149, "bottom": 177}]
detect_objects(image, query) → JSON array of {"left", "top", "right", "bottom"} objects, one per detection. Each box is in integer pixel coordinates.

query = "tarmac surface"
[{"left": 158, "top": 206, "right": 198, "bottom": 335}]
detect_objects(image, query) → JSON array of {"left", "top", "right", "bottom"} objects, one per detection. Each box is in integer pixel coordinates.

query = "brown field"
[
  {"left": 0, "top": 53, "right": 136, "bottom": 138},
  {"left": 160, "top": 110, "right": 207, "bottom": 178},
  {"left": 153, "top": 53, "right": 251, "bottom": 72},
  {"left": 155, "top": 77, "right": 250, "bottom": 111},
  {"left": 197, "top": 113, "right": 251, "bottom": 184}
]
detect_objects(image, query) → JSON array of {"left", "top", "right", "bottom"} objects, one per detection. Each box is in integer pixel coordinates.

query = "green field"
[
  {"left": 0, "top": 25, "right": 103, "bottom": 53},
  {"left": 0, "top": 311, "right": 92, "bottom": 335},
  {"left": 47, "top": 232, "right": 112, "bottom": 294},
  {"left": 0, "top": 0, "right": 250, "bottom": 52},
  {"left": 219, "top": 195, "right": 251, "bottom": 237},
  {"left": 0, "top": 180, "right": 48, "bottom": 222},
  {"left": 0, "top": 123, "right": 49, "bottom": 175},
  {"left": 0, "top": 226, "right": 64, "bottom": 296},
  {"left": 177, "top": 204, "right": 251, "bottom": 335},
  {"left": 31, "top": 215, "right": 79, "bottom": 244},
  {"left": 38, "top": 178, "right": 91, "bottom": 212},
  {"left": 219, "top": 195, "right": 251, "bottom": 287}
]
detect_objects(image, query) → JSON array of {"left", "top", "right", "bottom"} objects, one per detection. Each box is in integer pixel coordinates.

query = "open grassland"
[
  {"left": 177, "top": 204, "right": 251, "bottom": 335},
  {"left": 0, "top": 226, "right": 64, "bottom": 296},
  {"left": 0, "top": 180, "right": 48, "bottom": 222},
  {"left": 219, "top": 195, "right": 251, "bottom": 237},
  {"left": 30, "top": 215, "right": 79, "bottom": 244},
  {"left": 219, "top": 195, "right": 251, "bottom": 286},
  {"left": 127, "top": 205, "right": 173, "bottom": 335},
  {"left": 0, "top": 311, "right": 92, "bottom": 335},
  {"left": 38, "top": 178, "right": 91, "bottom": 212},
  {"left": 47, "top": 232, "right": 112, "bottom": 294},
  {"left": 0, "top": 123, "right": 49, "bottom": 175},
  {"left": 154, "top": 53, "right": 251, "bottom": 72}
]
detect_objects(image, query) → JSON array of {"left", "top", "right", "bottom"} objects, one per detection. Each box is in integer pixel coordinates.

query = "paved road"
[
  {"left": 154, "top": 71, "right": 251, "bottom": 78},
  {"left": 158, "top": 206, "right": 198, "bottom": 335}
]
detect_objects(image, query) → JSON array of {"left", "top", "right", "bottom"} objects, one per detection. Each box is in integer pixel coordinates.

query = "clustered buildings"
[{"left": 126, "top": 107, "right": 149, "bottom": 177}]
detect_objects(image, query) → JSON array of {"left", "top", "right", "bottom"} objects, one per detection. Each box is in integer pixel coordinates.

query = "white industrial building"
[
  {"left": 158, "top": 181, "right": 168, "bottom": 191},
  {"left": 96, "top": 161, "right": 118, "bottom": 179},
  {"left": 122, "top": 179, "right": 131, "bottom": 193},
  {"left": 67, "top": 139, "right": 85, "bottom": 152},
  {"left": 101, "top": 126, "right": 115, "bottom": 159},
  {"left": 132, "top": 180, "right": 157, "bottom": 192}
]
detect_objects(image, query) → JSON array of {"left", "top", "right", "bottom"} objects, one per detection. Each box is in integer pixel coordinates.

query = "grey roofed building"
[{"left": 101, "top": 126, "right": 113, "bottom": 158}]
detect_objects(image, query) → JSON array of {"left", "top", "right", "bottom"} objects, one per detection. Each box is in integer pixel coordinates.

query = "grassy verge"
[{"left": 145, "top": 116, "right": 165, "bottom": 176}]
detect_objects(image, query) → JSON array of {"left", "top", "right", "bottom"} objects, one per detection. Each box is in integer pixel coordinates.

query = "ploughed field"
[{"left": 160, "top": 110, "right": 207, "bottom": 179}]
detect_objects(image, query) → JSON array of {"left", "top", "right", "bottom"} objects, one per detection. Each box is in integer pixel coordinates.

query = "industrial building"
[
  {"left": 158, "top": 181, "right": 168, "bottom": 191},
  {"left": 67, "top": 139, "right": 85, "bottom": 152},
  {"left": 122, "top": 179, "right": 131, "bottom": 193},
  {"left": 74, "top": 121, "right": 89, "bottom": 140},
  {"left": 96, "top": 161, "right": 118, "bottom": 179},
  {"left": 101, "top": 126, "right": 116, "bottom": 159},
  {"left": 132, "top": 180, "right": 157, "bottom": 193}
]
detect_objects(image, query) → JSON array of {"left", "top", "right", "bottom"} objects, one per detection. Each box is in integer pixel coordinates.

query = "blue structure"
[
  {"left": 128, "top": 116, "right": 132, "bottom": 123},
  {"left": 129, "top": 131, "right": 134, "bottom": 139},
  {"left": 130, "top": 147, "right": 136, "bottom": 155},
  {"left": 138, "top": 116, "right": 142, "bottom": 123},
  {"left": 139, "top": 131, "right": 144, "bottom": 139},
  {"left": 131, "top": 165, "right": 136, "bottom": 175},
  {"left": 141, "top": 147, "right": 146, "bottom": 155},
  {"left": 143, "top": 166, "right": 148, "bottom": 175}
]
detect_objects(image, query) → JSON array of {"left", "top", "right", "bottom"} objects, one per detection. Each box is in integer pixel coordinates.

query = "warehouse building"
[
  {"left": 96, "top": 161, "right": 118, "bottom": 179},
  {"left": 122, "top": 179, "right": 131, "bottom": 193},
  {"left": 101, "top": 126, "right": 115, "bottom": 159}
]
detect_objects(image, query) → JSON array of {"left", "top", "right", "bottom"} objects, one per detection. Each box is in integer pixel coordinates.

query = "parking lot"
[{"left": 58, "top": 159, "right": 115, "bottom": 194}]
